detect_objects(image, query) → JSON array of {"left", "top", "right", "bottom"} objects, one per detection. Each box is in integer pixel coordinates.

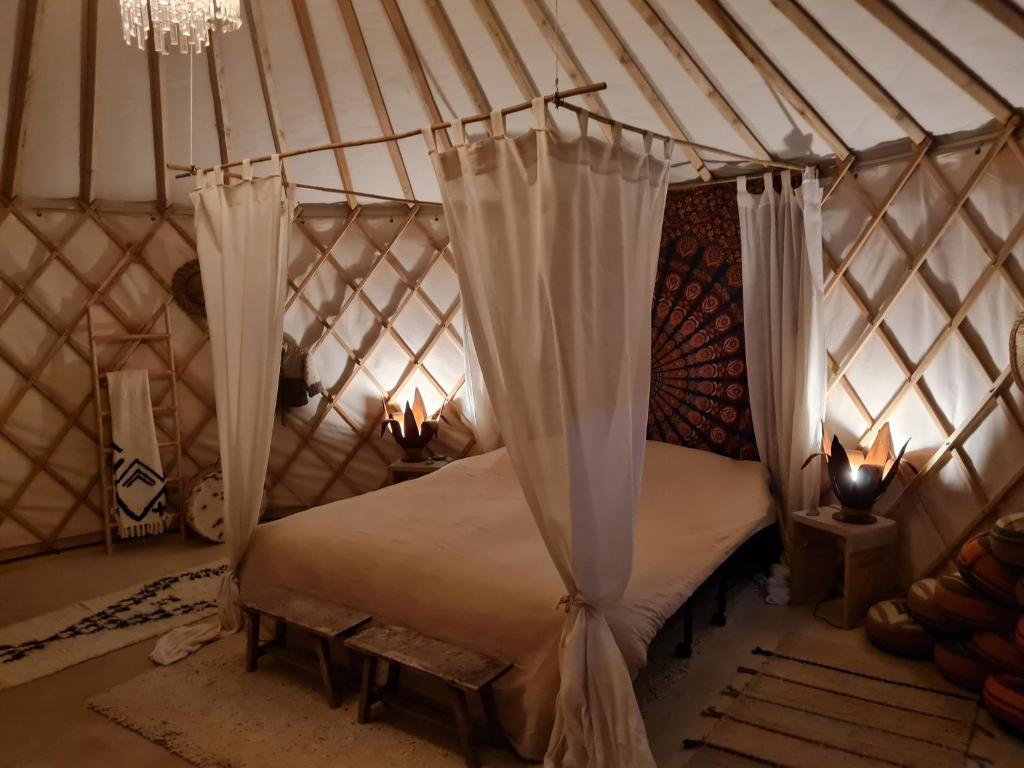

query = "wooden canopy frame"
[{"left": 1, "top": 0, "right": 1022, "bottom": 575}]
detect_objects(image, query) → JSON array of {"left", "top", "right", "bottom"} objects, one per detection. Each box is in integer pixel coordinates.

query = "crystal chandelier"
[{"left": 120, "top": 0, "right": 242, "bottom": 54}]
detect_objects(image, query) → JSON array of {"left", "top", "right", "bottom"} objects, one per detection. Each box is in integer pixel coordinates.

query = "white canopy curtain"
[
  {"left": 738, "top": 170, "right": 826, "bottom": 524},
  {"left": 152, "top": 159, "right": 292, "bottom": 664},
  {"left": 428, "top": 101, "right": 670, "bottom": 767}
]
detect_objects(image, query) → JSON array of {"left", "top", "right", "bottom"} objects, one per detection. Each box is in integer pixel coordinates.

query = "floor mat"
[
  {"left": 686, "top": 634, "right": 982, "bottom": 768},
  {"left": 0, "top": 560, "right": 225, "bottom": 689}
]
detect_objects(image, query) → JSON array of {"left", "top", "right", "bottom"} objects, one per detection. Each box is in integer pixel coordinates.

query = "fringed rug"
[
  {"left": 685, "top": 634, "right": 983, "bottom": 768},
  {"left": 0, "top": 561, "right": 226, "bottom": 690},
  {"left": 88, "top": 633, "right": 524, "bottom": 767}
]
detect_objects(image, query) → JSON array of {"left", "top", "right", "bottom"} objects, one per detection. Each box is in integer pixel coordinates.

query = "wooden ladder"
[{"left": 86, "top": 305, "right": 187, "bottom": 554}]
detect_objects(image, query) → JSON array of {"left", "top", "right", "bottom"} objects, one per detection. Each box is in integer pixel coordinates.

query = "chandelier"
[{"left": 120, "top": 0, "right": 243, "bottom": 54}]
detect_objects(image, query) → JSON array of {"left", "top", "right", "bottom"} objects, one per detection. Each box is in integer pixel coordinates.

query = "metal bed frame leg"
[
  {"left": 673, "top": 599, "right": 693, "bottom": 659},
  {"left": 711, "top": 577, "right": 728, "bottom": 627}
]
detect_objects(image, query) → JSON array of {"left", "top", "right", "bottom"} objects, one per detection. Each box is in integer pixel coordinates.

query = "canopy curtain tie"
[{"left": 555, "top": 593, "right": 591, "bottom": 613}]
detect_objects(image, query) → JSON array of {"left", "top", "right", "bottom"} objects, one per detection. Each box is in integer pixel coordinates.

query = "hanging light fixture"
[{"left": 120, "top": 0, "right": 243, "bottom": 54}]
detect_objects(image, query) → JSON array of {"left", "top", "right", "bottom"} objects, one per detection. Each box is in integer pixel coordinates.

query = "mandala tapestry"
[{"left": 648, "top": 184, "right": 759, "bottom": 461}]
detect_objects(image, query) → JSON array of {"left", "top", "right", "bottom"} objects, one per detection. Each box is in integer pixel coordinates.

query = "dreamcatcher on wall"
[{"left": 648, "top": 185, "right": 758, "bottom": 461}]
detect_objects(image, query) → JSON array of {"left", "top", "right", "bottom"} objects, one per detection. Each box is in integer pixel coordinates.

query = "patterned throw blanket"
[{"left": 107, "top": 370, "right": 168, "bottom": 537}]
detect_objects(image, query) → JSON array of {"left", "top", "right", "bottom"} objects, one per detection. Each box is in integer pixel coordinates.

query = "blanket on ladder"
[{"left": 107, "top": 370, "right": 168, "bottom": 538}]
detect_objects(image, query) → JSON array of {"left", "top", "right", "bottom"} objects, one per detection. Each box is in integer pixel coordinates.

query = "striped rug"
[{"left": 686, "top": 634, "right": 982, "bottom": 768}]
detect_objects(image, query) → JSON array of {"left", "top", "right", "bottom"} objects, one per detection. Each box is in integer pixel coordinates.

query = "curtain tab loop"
[
  {"left": 421, "top": 127, "right": 437, "bottom": 154},
  {"left": 531, "top": 97, "right": 546, "bottom": 131},
  {"left": 241, "top": 159, "right": 252, "bottom": 183},
  {"left": 270, "top": 154, "right": 282, "bottom": 177},
  {"left": 490, "top": 111, "right": 506, "bottom": 138},
  {"left": 663, "top": 138, "right": 675, "bottom": 161},
  {"left": 763, "top": 171, "right": 773, "bottom": 194},
  {"left": 452, "top": 118, "right": 467, "bottom": 148},
  {"left": 556, "top": 593, "right": 591, "bottom": 613},
  {"left": 781, "top": 169, "right": 792, "bottom": 193},
  {"left": 642, "top": 131, "right": 653, "bottom": 155},
  {"left": 610, "top": 122, "right": 623, "bottom": 146},
  {"left": 213, "top": 166, "right": 224, "bottom": 187},
  {"left": 736, "top": 175, "right": 747, "bottom": 194},
  {"left": 576, "top": 110, "right": 589, "bottom": 138}
]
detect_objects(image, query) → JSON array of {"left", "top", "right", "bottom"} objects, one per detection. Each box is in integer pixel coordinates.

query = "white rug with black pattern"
[{"left": 0, "top": 560, "right": 226, "bottom": 690}]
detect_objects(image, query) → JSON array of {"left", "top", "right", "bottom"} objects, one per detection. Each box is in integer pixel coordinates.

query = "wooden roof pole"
[
  {"left": 628, "top": 0, "right": 771, "bottom": 162},
  {"left": 471, "top": 0, "right": 541, "bottom": 101},
  {"left": 423, "top": 0, "right": 493, "bottom": 120},
  {"left": 971, "top": 0, "right": 1024, "bottom": 40},
  {"left": 146, "top": 41, "right": 168, "bottom": 209},
  {"left": 242, "top": 0, "right": 285, "bottom": 157},
  {"left": 206, "top": 34, "right": 231, "bottom": 165},
  {"left": 580, "top": 0, "right": 713, "bottom": 181},
  {"left": 336, "top": 0, "right": 415, "bottom": 199},
  {"left": 771, "top": 0, "right": 929, "bottom": 145},
  {"left": 79, "top": 0, "right": 98, "bottom": 203},
  {"left": 696, "top": 0, "right": 851, "bottom": 160},
  {"left": 382, "top": 0, "right": 453, "bottom": 150},
  {"left": 291, "top": 0, "right": 357, "bottom": 209},
  {"left": 856, "top": 0, "right": 1015, "bottom": 124},
  {"left": 1, "top": 0, "right": 39, "bottom": 200}
]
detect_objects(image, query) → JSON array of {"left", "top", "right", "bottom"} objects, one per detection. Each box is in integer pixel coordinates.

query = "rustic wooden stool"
[
  {"left": 240, "top": 587, "right": 370, "bottom": 708},
  {"left": 345, "top": 623, "right": 512, "bottom": 768}
]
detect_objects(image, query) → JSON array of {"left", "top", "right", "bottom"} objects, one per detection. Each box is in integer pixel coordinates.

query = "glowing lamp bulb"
[{"left": 848, "top": 466, "right": 862, "bottom": 484}]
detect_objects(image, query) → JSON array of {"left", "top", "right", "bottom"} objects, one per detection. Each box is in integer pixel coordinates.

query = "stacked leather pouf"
[{"left": 865, "top": 511, "right": 1024, "bottom": 733}]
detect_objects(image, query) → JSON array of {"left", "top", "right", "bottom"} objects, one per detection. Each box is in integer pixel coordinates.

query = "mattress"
[{"left": 240, "top": 440, "right": 774, "bottom": 759}]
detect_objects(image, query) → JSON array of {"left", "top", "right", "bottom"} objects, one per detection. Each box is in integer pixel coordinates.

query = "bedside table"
[
  {"left": 789, "top": 506, "right": 898, "bottom": 628},
  {"left": 387, "top": 457, "right": 452, "bottom": 485}
]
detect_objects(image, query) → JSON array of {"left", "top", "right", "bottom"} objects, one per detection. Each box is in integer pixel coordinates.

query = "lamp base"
[{"left": 832, "top": 508, "right": 877, "bottom": 525}]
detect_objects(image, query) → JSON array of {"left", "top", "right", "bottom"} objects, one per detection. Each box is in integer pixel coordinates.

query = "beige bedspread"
[{"left": 240, "top": 440, "right": 773, "bottom": 759}]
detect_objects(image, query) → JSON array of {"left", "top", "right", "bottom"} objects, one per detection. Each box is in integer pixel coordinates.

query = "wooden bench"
[
  {"left": 345, "top": 623, "right": 512, "bottom": 768},
  {"left": 240, "top": 587, "right": 370, "bottom": 708}
]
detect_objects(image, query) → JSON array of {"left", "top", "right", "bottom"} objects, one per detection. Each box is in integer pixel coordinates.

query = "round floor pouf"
[
  {"left": 991, "top": 512, "right": 1024, "bottom": 568},
  {"left": 957, "top": 534, "right": 1019, "bottom": 606},
  {"left": 935, "top": 574, "right": 1018, "bottom": 633},
  {"left": 907, "top": 577, "right": 968, "bottom": 635},
  {"left": 973, "top": 631, "right": 1024, "bottom": 675},
  {"left": 185, "top": 464, "right": 225, "bottom": 543},
  {"left": 983, "top": 674, "right": 1024, "bottom": 733},
  {"left": 934, "top": 641, "right": 993, "bottom": 691},
  {"left": 865, "top": 599, "right": 933, "bottom": 657}
]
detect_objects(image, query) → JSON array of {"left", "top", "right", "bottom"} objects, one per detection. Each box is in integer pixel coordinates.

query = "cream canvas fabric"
[
  {"left": 739, "top": 171, "right": 826, "bottom": 521},
  {"left": 428, "top": 100, "right": 670, "bottom": 766}
]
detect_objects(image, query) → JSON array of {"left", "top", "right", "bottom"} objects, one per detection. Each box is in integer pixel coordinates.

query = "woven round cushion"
[
  {"left": 973, "top": 631, "right": 1024, "bottom": 675},
  {"left": 934, "top": 640, "right": 992, "bottom": 691},
  {"left": 991, "top": 512, "right": 1024, "bottom": 569},
  {"left": 865, "top": 599, "right": 933, "bottom": 658},
  {"left": 185, "top": 465, "right": 225, "bottom": 543},
  {"left": 957, "top": 534, "right": 1019, "bottom": 606},
  {"left": 935, "top": 574, "right": 1018, "bottom": 633},
  {"left": 983, "top": 674, "right": 1024, "bottom": 733},
  {"left": 907, "top": 578, "right": 967, "bottom": 635}
]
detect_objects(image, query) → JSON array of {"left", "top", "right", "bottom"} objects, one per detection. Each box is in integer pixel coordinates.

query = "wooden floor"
[{"left": 1, "top": 536, "right": 1022, "bottom": 766}]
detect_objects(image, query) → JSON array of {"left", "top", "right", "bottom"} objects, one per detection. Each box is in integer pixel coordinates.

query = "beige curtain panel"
[
  {"left": 153, "top": 159, "right": 293, "bottom": 664},
  {"left": 429, "top": 100, "right": 670, "bottom": 766},
  {"left": 738, "top": 170, "right": 826, "bottom": 521}
]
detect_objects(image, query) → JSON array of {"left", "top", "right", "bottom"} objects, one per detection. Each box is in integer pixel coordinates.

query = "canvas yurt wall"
[{"left": 1, "top": 0, "right": 1022, "bottom": 584}]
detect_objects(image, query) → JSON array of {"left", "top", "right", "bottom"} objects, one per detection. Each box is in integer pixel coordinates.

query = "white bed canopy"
[{"left": 1, "top": 0, "right": 1023, "bottom": 607}]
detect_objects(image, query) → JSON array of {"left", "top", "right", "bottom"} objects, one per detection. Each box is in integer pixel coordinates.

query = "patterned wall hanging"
[{"left": 648, "top": 185, "right": 758, "bottom": 461}]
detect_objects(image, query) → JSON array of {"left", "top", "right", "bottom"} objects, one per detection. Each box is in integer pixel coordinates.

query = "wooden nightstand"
[
  {"left": 789, "top": 506, "right": 898, "bottom": 628},
  {"left": 387, "top": 457, "right": 452, "bottom": 485}
]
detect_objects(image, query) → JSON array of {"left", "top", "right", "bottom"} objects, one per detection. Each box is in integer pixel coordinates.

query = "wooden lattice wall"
[
  {"left": 1, "top": 130, "right": 1023, "bottom": 577},
  {"left": 820, "top": 131, "right": 1024, "bottom": 585},
  {"left": 0, "top": 198, "right": 474, "bottom": 560}
]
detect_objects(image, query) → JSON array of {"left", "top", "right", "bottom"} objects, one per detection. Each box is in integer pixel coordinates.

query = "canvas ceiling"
[{"left": 0, "top": 0, "right": 1023, "bottom": 576}]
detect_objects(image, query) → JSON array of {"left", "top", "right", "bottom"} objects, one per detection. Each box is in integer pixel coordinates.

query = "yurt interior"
[{"left": 2, "top": 0, "right": 1024, "bottom": 766}]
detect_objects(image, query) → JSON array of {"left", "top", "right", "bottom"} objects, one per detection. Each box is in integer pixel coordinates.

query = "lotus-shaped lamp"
[
  {"left": 380, "top": 388, "right": 439, "bottom": 462},
  {"left": 805, "top": 423, "right": 909, "bottom": 525}
]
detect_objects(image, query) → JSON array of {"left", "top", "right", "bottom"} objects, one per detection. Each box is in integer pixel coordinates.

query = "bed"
[{"left": 240, "top": 440, "right": 774, "bottom": 760}]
